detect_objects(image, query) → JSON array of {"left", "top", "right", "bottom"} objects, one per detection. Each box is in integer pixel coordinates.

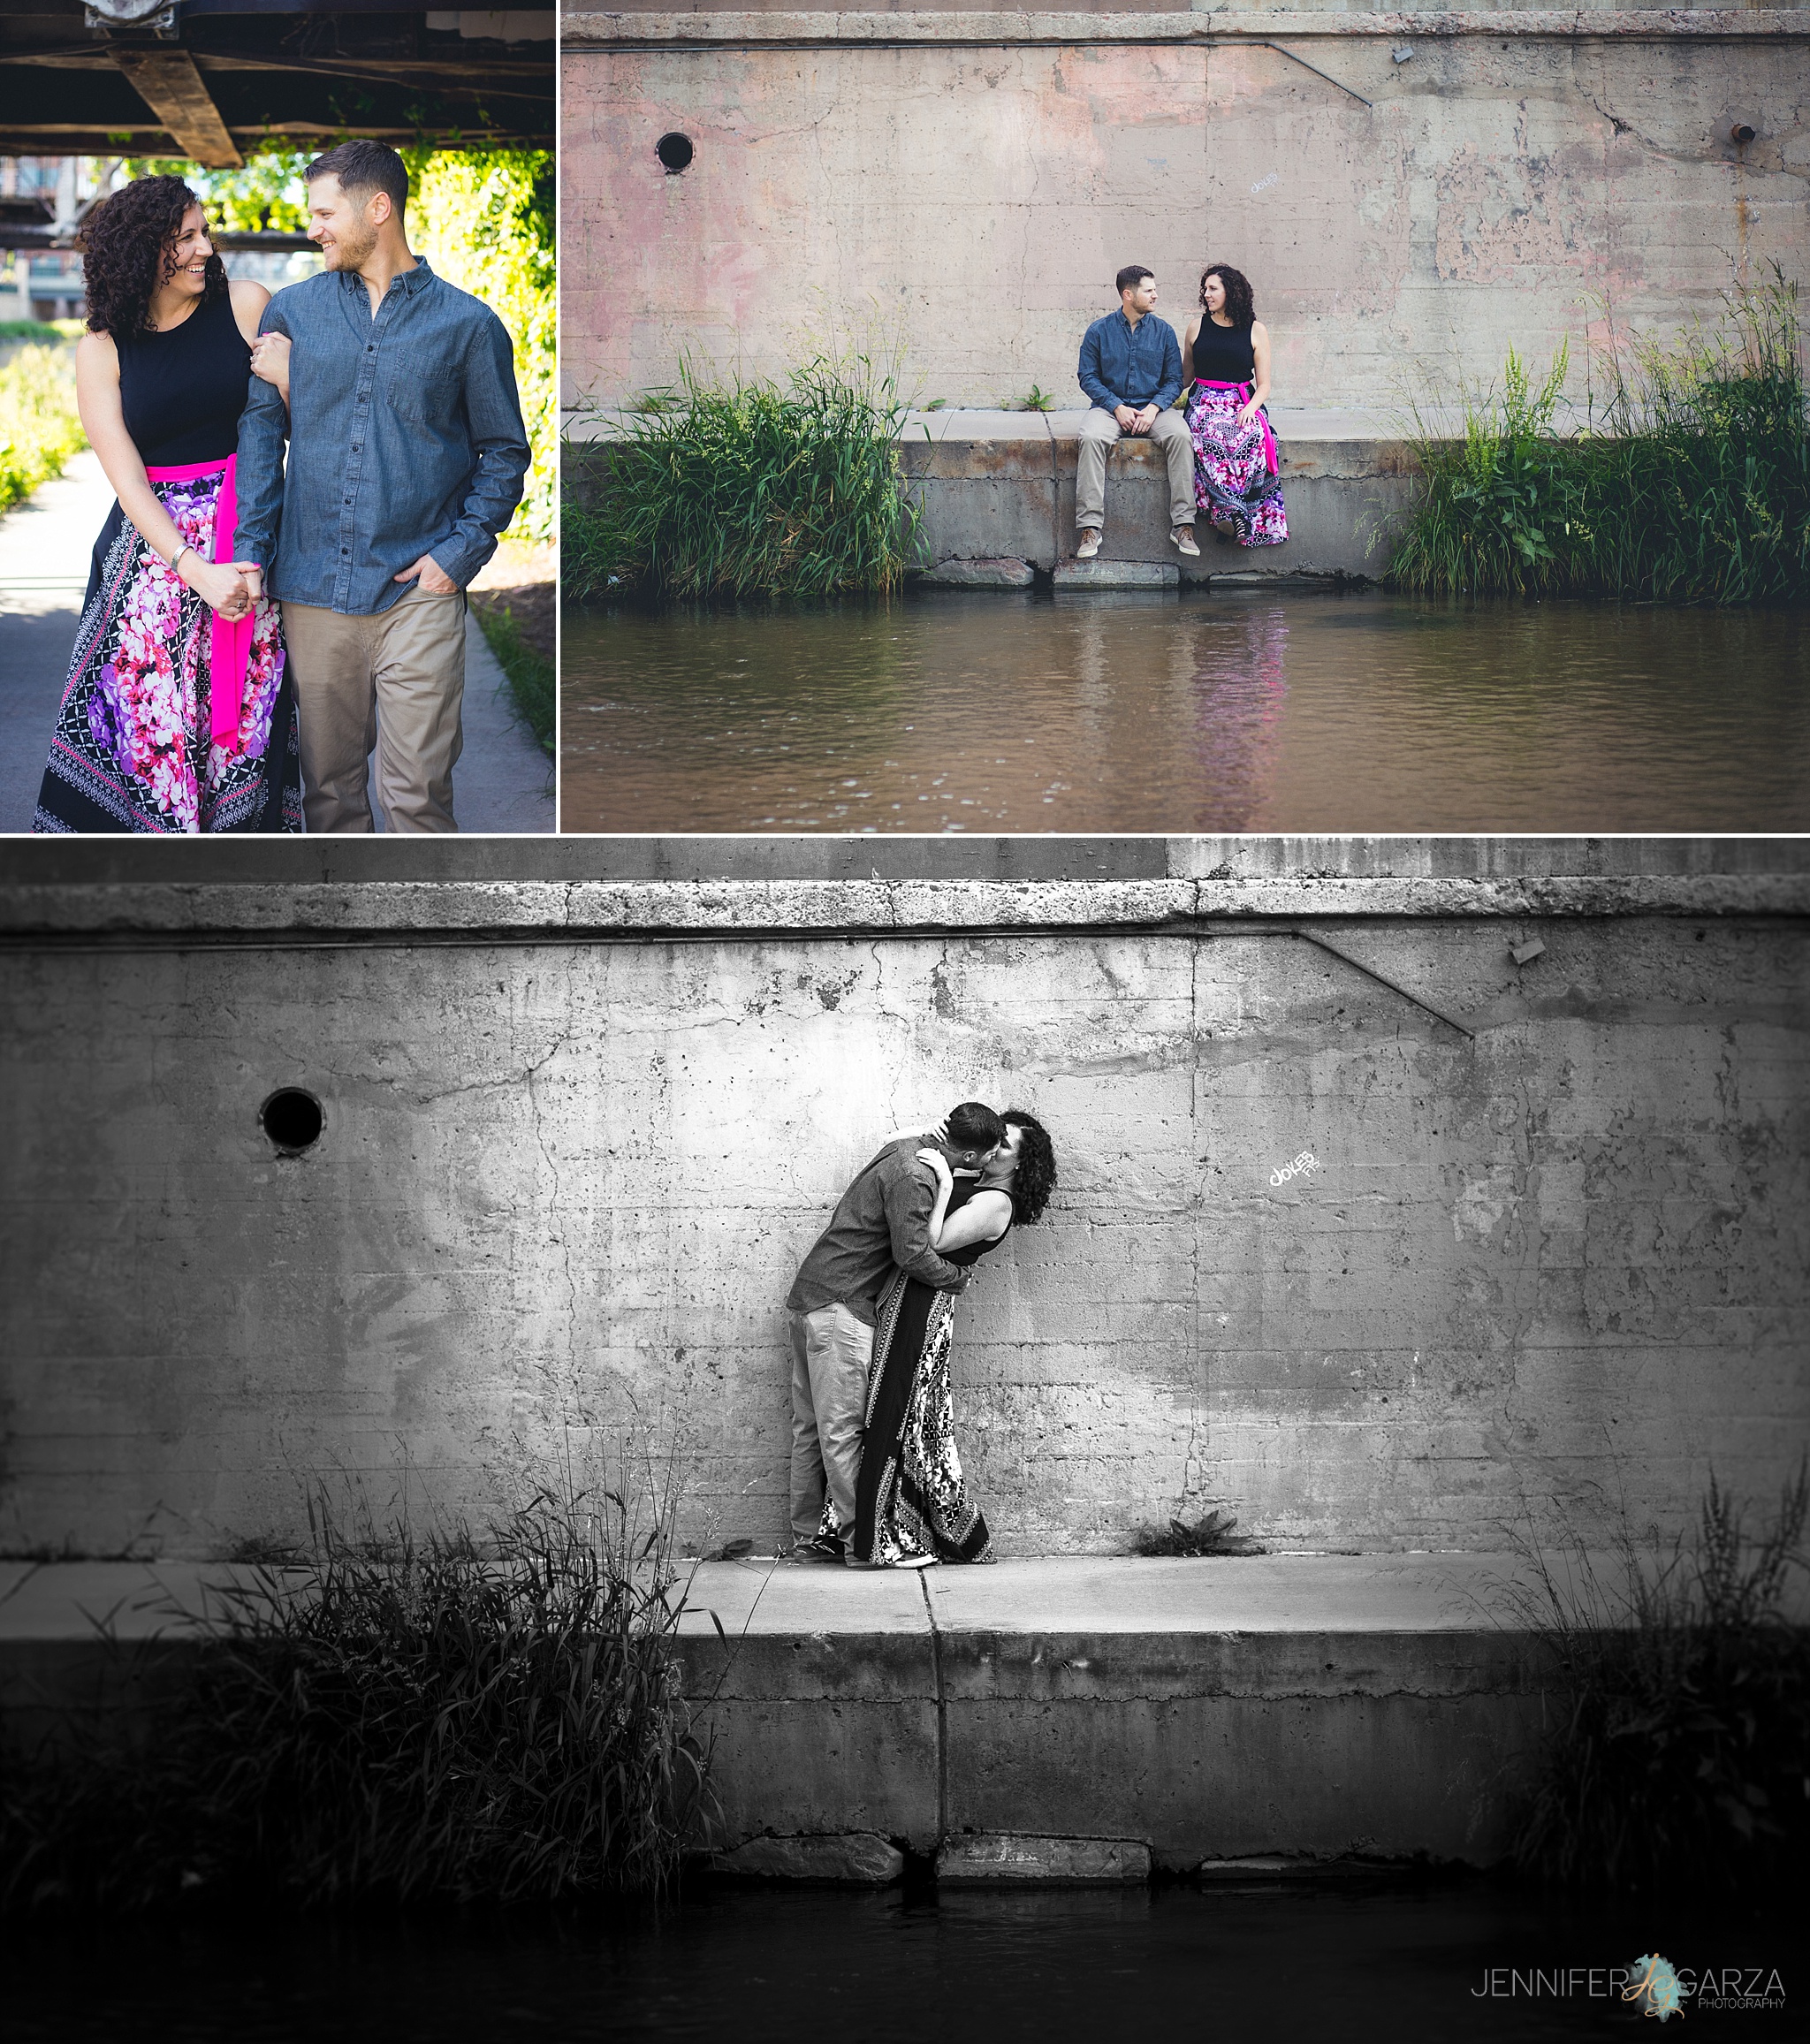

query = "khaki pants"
[
  {"left": 282, "top": 586, "right": 466, "bottom": 834},
  {"left": 788, "top": 1303, "right": 873, "bottom": 1541},
  {"left": 1076, "top": 406, "right": 1197, "bottom": 533}
]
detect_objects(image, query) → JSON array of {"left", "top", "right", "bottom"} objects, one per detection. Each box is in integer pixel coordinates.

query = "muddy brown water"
[{"left": 559, "top": 589, "right": 1810, "bottom": 833}]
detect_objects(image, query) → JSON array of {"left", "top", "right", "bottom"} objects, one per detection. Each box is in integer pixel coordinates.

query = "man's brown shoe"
[
  {"left": 1171, "top": 526, "right": 1200, "bottom": 558},
  {"left": 1076, "top": 529, "right": 1101, "bottom": 560}
]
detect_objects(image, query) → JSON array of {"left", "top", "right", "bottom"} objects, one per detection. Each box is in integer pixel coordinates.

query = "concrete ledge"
[
  {"left": 4, "top": 872, "right": 1809, "bottom": 944},
  {"left": 938, "top": 1834, "right": 1152, "bottom": 1882},
  {"left": 7, "top": 1558, "right": 1806, "bottom": 1868},
  {"left": 564, "top": 9, "right": 1810, "bottom": 41},
  {"left": 1053, "top": 560, "right": 1179, "bottom": 589},
  {"left": 567, "top": 407, "right": 1421, "bottom": 581},
  {"left": 921, "top": 556, "right": 1035, "bottom": 588},
  {"left": 714, "top": 1831, "right": 906, "bottom": 1881}
]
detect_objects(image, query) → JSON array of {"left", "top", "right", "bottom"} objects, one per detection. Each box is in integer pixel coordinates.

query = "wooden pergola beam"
[{"left": 106, "top": 47, "right": 243, "bottom": 168}]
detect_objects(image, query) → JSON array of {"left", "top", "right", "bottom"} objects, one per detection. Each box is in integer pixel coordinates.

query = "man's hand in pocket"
[{"left": 395, "top": 553, "right": 459, "bottom": 594}]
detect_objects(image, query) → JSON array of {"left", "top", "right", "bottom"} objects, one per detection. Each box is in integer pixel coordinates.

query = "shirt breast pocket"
[{"left": 384, "top": 360, "right": 464, "bottom": 430}]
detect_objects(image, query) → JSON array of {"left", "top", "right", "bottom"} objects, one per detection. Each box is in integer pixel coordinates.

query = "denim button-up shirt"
[
  {"left": 1077, "top": 308, "right": 1184, "bottom": 414},
  {"left": 233, "top": 260, "right": 529, "bottom": 615}
]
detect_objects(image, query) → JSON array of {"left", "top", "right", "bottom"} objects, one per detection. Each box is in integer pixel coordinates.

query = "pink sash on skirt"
[{"left": 145, "top": 454, "right": 251, "bottom": 746}]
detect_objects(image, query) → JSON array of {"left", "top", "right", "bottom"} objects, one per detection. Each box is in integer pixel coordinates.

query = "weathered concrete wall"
[
  {"left": 561, "top": 11, "right": 1809, "bottom": 415},
  {"left": 4, "top": 848, "right": 1806, "bottom": 1561}
]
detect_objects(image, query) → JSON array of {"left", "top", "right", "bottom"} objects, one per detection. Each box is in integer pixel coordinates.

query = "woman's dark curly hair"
[
  {"left": 79, "top": 175, "right": 225, "bottom": 342},
  {"left": 1001, "top": 1108, "right": 1056, "bottom": 1226},
  {"left": 1199, "top": 262, "right": 1256, "bottom": 327}
]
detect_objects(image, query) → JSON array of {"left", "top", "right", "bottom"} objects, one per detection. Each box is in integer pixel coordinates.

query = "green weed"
[
  {"left": 1388, "top": 270, "right": 1808, "bottom": 604},
  {"left": 563, "top": 353, "right": 918, "bottom": 603}
]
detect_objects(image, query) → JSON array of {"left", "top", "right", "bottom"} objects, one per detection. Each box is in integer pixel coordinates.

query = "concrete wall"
[
  {"left": 4, "top": 843, "right": 1806, "bottom": 1561},
  {"left": 561, "top": 11, "right": 1809, "bottom": 415}
]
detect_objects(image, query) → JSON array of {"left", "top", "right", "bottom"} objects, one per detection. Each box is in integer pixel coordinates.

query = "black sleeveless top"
[
  {"left": 1192, "top": 317, "right": 1256, "bottom": 384},
  {"left": 118, "top": 287, "right": 250, "bottom": 466},
  {"left": 939, "top": 1177, "right": 1015, "bottom": 1268}
]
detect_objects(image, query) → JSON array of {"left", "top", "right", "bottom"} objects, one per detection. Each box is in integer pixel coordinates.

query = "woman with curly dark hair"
[
  {"left": 1180, "top": 262, "right": 1289, "bottom": 549},
  {"left": 845, "top": 1108, "right": 1058, "bottom": 1569},
  {"left": 32, "top": 173, "right": 301, "bottom": 832}
]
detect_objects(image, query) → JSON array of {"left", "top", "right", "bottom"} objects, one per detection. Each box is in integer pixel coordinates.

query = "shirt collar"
[{"left": 339, "top": 258, "right": 435, "bottom": 299}]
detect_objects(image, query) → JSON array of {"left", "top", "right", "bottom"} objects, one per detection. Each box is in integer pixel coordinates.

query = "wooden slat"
[{"left": 106, "top": 48, "right": 243, "bottom": 168}]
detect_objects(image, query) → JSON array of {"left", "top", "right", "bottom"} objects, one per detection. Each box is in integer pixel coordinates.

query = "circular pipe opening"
[
  {"left": 261, "top": 1088, "right": 323, "bottom": 1154},
  {"left": 656, "top": 132, "right": 695, "bottom": 174}
]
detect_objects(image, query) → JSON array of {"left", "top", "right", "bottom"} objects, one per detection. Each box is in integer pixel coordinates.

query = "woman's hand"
[
  {"left": 916, "top": 1146, "right": 954, "bottom": 1188},
  {"left": 1236, "top": 397, "right": 1260, "bottom": 428},
  {"left": 184, "top": 555, "right": 252, "bottom": 619},
  {"left": 249, "top": 330, "right": 291, "bottom": 404}
]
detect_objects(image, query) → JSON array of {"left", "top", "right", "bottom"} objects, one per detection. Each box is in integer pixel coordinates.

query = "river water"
[
  {"left": 559, "top": 589, "right": 1810, "bottom": 833},
  {"left": 6, "top": 1880, "right": 1792, "bottom": 2040}
]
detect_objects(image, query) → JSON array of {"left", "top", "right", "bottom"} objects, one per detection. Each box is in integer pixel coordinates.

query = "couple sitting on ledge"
[{"left": 1075, "top": 261, "right": 1288, "bottom": 561}]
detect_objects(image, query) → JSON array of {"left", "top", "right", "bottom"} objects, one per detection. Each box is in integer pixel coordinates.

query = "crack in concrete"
[{"left": 920, "top": 1569, "right": 948, "bottom": 1842}]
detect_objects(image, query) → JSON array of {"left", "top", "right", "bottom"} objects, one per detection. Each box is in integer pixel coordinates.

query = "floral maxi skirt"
[
  {"left": 1186, "top": 379, "right": 1288, "bottom": 548},
  {"left": 33, "top": 460, "right": 301, "bottom": 834},
  {"left": 835, "top": 1267, "right": 993, "bottom": 1567}
]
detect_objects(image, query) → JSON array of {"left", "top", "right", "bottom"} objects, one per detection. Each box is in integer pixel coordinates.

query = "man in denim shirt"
[
  {"left": 234, "top": 140, "right": 529, "bottom": 832},
  {"left": 1075, "top": 265, "right": 1198, "bottom": 563}
]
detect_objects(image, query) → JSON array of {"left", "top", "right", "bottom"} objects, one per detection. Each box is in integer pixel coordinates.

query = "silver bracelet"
[{"left": 169, "top": 543, "right": 193, "bottom": 574}]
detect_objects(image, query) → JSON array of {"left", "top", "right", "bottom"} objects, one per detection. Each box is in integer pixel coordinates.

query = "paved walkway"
[{"left": 0, "top": 452, "right": 551, "bottom": 836}]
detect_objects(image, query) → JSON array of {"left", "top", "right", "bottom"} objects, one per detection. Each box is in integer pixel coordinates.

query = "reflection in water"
[
  {"left": 1187, "top": 604, "right": 1289, "bottom": 830},
  {"left": 560, "top": 588, "right": 1810, "bottom": 832}
]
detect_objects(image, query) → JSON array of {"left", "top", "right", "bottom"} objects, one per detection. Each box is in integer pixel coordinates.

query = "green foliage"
[
  {"left": 474, "top": 602, "right": 554, "bottom": 752},
  {"left": 1509, "top": 1457, "right": 1810, "bottom": 1894},
  {"left": 1, "top": 320, "right": 71, "bottom": 344},
  {"left": 1131, "top": 1505, "right": 1265, "bottom": 1557},
  {"left": 1388, "top": 271, "right": 1809, "bottom": 604},
  {"left": 1021, "top": 384, "right": 1056, "bottom": 413},
  {"left": 119, "top": 141, "right": 314, "bottom": 232},
  {"left": 0, "top": 1483, "right": 711, "bottom": 1914},
  {"left": 0, "top": 344, "right": 86, "bottom": 515},
  {"left": 407, "top": 148, "right": 556, "bottom": 548},
  {"left": 565, "top": 354, "right": 917, "bottom": 603}
]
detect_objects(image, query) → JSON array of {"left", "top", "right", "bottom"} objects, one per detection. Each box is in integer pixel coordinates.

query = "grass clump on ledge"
[
  {"left": 565, "top": 353, "right": 917, "bottom": 603},
  {"left": 1388, "top": 270, "right": 1809, "bottom": 604},
  {"left": 1131, "top": 1505, "right": 1266, "bottom": 1557},
  {"left": 0, "top": 1483, "right": 711, "bottom": 1915},
  {"left": 1510, "top": 1457, "right": 1809, "bottom": 1896}
]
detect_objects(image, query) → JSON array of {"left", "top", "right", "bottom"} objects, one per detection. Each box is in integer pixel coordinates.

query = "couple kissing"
[{"left": 786, "top": 1102, "right": 1057, "bottom": 1570}]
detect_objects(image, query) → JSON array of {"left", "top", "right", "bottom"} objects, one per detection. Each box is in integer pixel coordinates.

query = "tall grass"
[
  {"left": 1, "top": 1482, "right": 711, "bottom": 1914},
  {"left": 1388, "top": 271, "right": 1809, "bottom": 603},
  {"left": 0, "top": 342, "right": 86, "bottom": 516},
  {"left": 565, "top": 353, "right": 917, "bottom": 603},
  {"left": 1509, "top": 1457, "right": 1809, "bottom": 1894}
]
